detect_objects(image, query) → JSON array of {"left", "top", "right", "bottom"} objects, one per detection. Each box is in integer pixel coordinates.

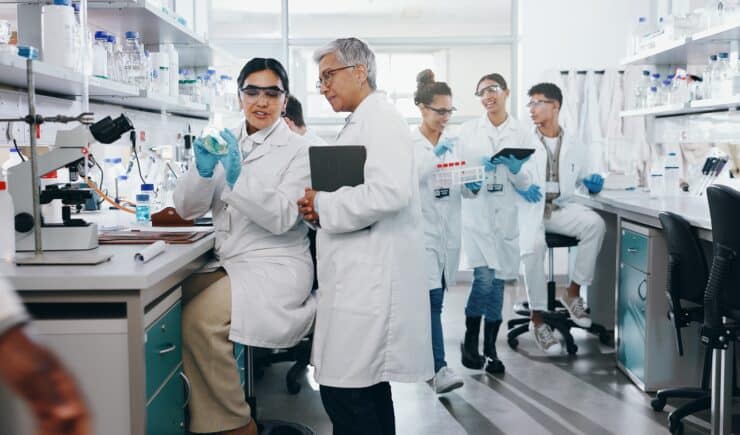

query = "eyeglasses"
[
  {"left": 424, "top": 104, "right": 457, "bottom": 116},
  {"left": 239, "top": 85, "right": 286, "bottom": 101},
  {"left": 475, "top": 84, "right": 504, "bottom": 97},
  {"left": 526, "top": 99, "right": 556, "bottom": 108},
  {"left": 315, "top": 65, "right": 356, "bottom": 89}
]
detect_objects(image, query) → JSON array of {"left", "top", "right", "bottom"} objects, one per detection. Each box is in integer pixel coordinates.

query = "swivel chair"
[
  {"left": 650, "top": 212, "right": 711, "bottom": 434},
  {"left": 507, "top": 232, "right": 611, "bottom": 355},
  {"left": 699, "top": 185, "right": 740, "bottom": 435}
]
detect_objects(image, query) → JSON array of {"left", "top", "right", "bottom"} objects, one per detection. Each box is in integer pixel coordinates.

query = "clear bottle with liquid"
[
  {"left": 703, "top": 54, "right": 718, "bottom": 99},
  {"left": 634, "top": 70, "right": 651, "bottom": 109},
  {"left": 92, "top": 31, "right": 109, "bottom": 78},
  {"left": 711, "top": 52, "right": 732, "bottom": 99},
  {"left": 123, "top": 31, "right": 146, "bottom": 89},
  {"left": 136, "top": 183, "right": 155, "bottom": 225},
  {"left": 664, "top": 152, "right": 681, "bottom": 195},
  {"left": 646, "top": 86, "right": 659, "bottom": 107}
]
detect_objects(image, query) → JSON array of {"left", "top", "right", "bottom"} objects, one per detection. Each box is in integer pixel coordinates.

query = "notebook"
[{"left": 309, "top": 146, "right": 366, "bottom": 192}]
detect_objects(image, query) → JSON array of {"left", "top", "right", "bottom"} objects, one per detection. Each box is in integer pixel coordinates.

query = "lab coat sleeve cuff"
[{"left": 314, "top": 192, "right": 320, "bottom": 215}]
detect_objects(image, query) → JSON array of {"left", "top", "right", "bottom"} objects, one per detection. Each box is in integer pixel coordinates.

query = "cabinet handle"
[
  {"left": 180, "top": 372, "right": 191, "bottom": 409},
  {"left": 627, "top": 248, "right": 639, "bottom": 254},
  {"left": 158, "top": 344, "right": 177, "bottom": 355},
  {"left": 637, "top": 279, "right": 647, "bottom": 301}
]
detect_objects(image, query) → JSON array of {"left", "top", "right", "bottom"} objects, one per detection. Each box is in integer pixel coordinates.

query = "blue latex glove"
[
  {"left": 464, "top": 181, "right": 482, "bottom": 192},
  {"left": 194, "top": 138, "right": 220, "bottom": 178},
  {"left": 491, "top": 155, "right": 530, "bottom": 175},
  {"left": 219, "top": 129, "right": 242, "bottom": 189},
  {"left": 583, "top": 173, "right": 604, "bottom": 194},
  {"left": 515, "top": 184, "right": 543, "bottom": 203},
  {"left": 433, "top": 138, "right": 454, "bottom": 157},
  {"left": 481, "top": 156, "right": 498, "bottom": 172}
]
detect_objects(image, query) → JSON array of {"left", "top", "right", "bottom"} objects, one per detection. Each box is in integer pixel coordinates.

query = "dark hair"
[
  {"left": 284, "top": 95, "right": 305, "bottom": 128},
  {"left": 528, "top": 82, "right": 563, "bottom": 108},
  {"left": 237, "top": 57, "right": 290, "bottom": 95},
  {"left": 414, "top": 69, "right": 452, "bottom": 106},
  {"left": 476, "top": 73, "right": 507, "bottom": 93}
]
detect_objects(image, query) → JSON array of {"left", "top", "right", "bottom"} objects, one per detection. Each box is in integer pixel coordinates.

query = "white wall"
[{"left": 517, "top": 0, "right": 648, "bottom": 119}]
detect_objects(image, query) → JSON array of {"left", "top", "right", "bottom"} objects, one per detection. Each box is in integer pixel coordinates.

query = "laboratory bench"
[
  {"left": 573, "top": 189, "right": 710, "bottom": 392},
  {"left": 0, "top": 234, "right": 215, "bottom": 435}
]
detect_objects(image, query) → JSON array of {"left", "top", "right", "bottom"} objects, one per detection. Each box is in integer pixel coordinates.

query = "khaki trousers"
[{"left": 182, "top": 270, "right": 251, "bottom": 433}]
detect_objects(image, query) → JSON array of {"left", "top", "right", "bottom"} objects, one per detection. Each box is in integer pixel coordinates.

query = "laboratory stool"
[
  {"left": 507, "top": 232, "right": 611, "bottom": 355},
  {"left": 697, "top": 185, "right": 740, "bottom": 435},
  {"left": 650, "top": 211, "right": 721, "bottom": 435}
]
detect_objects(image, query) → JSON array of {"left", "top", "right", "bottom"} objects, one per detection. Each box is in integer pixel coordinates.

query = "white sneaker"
[
  {"left": 431, "top": 367, "right": 464, "bottom": 394},
  {"left": 559, "top": 296, "right": 593, "bottom": 328},
  {"left": 530, "top": 322, "right": 562, "bottom": 356}
]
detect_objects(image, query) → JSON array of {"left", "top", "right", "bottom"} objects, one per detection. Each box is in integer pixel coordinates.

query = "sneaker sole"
[{"left": 435, "top": 380, "right": 464, "bottom": 394}]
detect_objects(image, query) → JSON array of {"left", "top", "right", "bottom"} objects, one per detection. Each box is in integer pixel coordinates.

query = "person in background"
[
  {"left": 283, "top": 95, "right": 328, "bottom": 145},
  {"left": 0, "top": 278, "right": 90, "bottom": 435},
  {"left": 297, "top": 37, "right": 432, "bottom": 435},
  {"left": 412, "top": 68, "right": 465, "bottom": 394},
  {"left": 520, "top": 82, "right": 605, "bottom": 353},
  {"left": 457, "top": 73, "right": 535, "bottom": 375},
  {"left": 174, "top": 57, "right": 315, "bottom": 435}
]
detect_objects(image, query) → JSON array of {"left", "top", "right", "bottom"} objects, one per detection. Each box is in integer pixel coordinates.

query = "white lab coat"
[
  {"left": 458, "top": 115, "right": 532, "bottom": 280},
  {"left": 578, "top": 72, "right": 606, "bottom": 174},
  {"left": 0, "top": 278, "right": 29, "bottom": 336},
  {"left": 174, "top": 119, "right": 316, "bottom": 348},
  {"left": 412, "top": 128, "right": 462, "bottom": 290},
  {"left": 302, "top": 128, "right": 328, "bottom": 146},
  {"left": 311, "top": 92, "right": 433, "bottom": 388}
]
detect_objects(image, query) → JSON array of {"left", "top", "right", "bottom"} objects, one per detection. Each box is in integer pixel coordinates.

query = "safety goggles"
[
  {"left": 315, "top": 65, "right": 356, "bottom": 89},
  {"left": 475, "top": 84, "right": 504, "bottom": 97},
  {"left": 424, "top": 104, "right": 457, "bottom": 116},
  {"left": 239, "top": 85, "right": 286, "bottom": 101},
  {"left": 525, "top": 99, "right": 556, "bottom": 108}
]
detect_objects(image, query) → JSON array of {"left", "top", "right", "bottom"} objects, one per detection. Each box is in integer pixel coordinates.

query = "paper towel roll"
[{"left": 134, "top": 241, "right": 167, "bottom": 263}]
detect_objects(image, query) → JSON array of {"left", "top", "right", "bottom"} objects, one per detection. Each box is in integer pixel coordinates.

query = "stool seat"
[{"left": 545, "top": 232, "right": 579, "bottom": 248}]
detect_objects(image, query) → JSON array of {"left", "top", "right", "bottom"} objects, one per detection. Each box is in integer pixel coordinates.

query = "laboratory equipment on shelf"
[
  {"left": 136, "top": 183, "right": 154, "bottom": 225},
  {"left": 123, "top": 31, "right": 147, "bottom": 90},
  {"left": 92, "top": 31, "right": 108, "bottom": 79},
  {"left": 634, "top": 70, "right": 651, "bottom": 109},
  {"left": 703, "top": 55, "right": 718, "bottom": 99},
  {"left": 42, "top": 0, "right": 76, "bottom": 70},
  {"left": 693, "top": 155, "right": 730, "bottom": 197},
  {"left": 664, "top": 152, "right": 680, "bottom": 195},
  {"left": 711, "top": 52, "right": 733, "bottom": 99}
]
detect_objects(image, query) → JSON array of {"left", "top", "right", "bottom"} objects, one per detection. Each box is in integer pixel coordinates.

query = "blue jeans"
[
  {"left": 429, "top": 287, "right": 446, "bottom": 373},
  {"left": 465, "top": 266, "right": 504, "bottom": 321}
]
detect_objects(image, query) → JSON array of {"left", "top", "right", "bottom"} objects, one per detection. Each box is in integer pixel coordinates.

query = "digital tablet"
[
  {"left": 309, "top": 146, "right": 367, "bottom": 192},
  {"left": 491, "top": 147, "right": 536, "bottom": 161}
]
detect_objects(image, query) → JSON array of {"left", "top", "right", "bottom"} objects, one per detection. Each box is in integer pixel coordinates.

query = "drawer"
[
  {"left": 620, "top": 229, "right": 649, "bottom": 273},
  {"left": 617, "top": 263, "right": 648, "bottom": 384},
  {"left": 147, "top": 369, "right": 187, "bottom": 435},
  {"left": 146, "top": 302, "right": 183, "bottom": 399}
]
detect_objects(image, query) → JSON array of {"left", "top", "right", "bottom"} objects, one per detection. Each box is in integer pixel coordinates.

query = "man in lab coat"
[
  {"left": 520, "top": 82, "right": 606, "bottom": 347},
  {"left": 283, "top": 95, "right": 328, "bottom": 145},
  {"left": 298, "top": 37, "right": 432, "bottom": 435},
  {"left": 0, "top": 278, "right": 90, "bottom": 435}
]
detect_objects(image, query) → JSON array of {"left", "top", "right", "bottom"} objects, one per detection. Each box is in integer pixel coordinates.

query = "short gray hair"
[{"left": 313, "top": 38, "right": 377, "bottom": 90}]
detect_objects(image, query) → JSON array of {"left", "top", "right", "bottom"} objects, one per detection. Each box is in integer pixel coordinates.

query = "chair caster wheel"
[
  {"left": 668, "top": 417, "right": 684, "bottom": 435},
  {"left": 651, "top": 396, "right": 666, "bottom": 412},
  {"left": 566, "top": 344, "right": 578, "bottom": 355},
  {"left": 599, "top": 332, "right": 612, "bottom": 346},
  {"left": 507, "top": 338, "right": 519, "bottom": 349}
]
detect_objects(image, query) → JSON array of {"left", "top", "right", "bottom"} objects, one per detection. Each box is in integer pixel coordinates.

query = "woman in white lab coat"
[
  {"left": 412, "top": 69, "right": 464, "bottom": 394},
  {"left": 174, "top": 58, "right": 315, "bottom": 435},
  {"left": 298, "top": 38, "right": 432, "bottom": 435},
  {"left": 458, "top": 73, "right": 533, "bottom": 375}
]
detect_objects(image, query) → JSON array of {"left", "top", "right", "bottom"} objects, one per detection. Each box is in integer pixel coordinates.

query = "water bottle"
[
  {"left": 0, "top": 177, "right": 14, "bottom": 262},
  {"left": 634, "top": 70, "right": 651, "bottom": 109},
  {"left": 123, "top": 31, "right": 146, "bottom": 89},
  {"left": 136, "top": 183, "right": 154, "bottom": 225},
  {"left": 664, "top": 152, "right": 680, "bottom": 195},
  {"left": 92, "top": 31, "right": 109, "bottom": 78}
]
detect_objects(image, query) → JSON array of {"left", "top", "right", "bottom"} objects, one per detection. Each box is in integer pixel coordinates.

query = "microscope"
[{"left": 8, "top": 114, "right": 134, "bottom": 251}]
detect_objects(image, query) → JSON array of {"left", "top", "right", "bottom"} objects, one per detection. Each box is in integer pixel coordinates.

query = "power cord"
[{"left": 130, "top": 130, "right": 146, "bottom": 184}]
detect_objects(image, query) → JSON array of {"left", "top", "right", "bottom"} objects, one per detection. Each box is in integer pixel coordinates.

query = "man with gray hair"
[{"left": 298, "top": 37, "right": 432, "bottom": 435}]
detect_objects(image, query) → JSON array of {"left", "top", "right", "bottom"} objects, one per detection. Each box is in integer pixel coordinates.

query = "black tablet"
[
  {"left": 309, "top": 146, "right": 367, "bottom": 192},
  {"left": 491, "top": 147, "right": 536, "bottom": 161}
]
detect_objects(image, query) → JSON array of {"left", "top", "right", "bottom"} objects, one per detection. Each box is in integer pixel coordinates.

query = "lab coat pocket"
[
  {"left": 495, "top": 207, "right": 519, "bottom": 241},
  {"left": 332, "top": 255, "right": 384, "bottom": 317}
]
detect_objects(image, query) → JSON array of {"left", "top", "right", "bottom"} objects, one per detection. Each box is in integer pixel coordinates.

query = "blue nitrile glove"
[
  {"left": 219, "top": 129, "right": 242, "bottom": 189},
  {"left": 481, "top": 156, "right": 498, "bottom": 172},
  {"left": 194, "top": 138, "right": 220, "bottom": 178},
  {"left": 464, "top": 181, "right": 482, "bottom": 192},
  {"left": 491, "top": 155, "right": 530, "bottom": 175},
  {"left": 433, "top": 138, "right": 454, "bottom": 157},
  {"left": 515, "top": 184, "right": 543, "bottom": 203},
  {"left": 583, "top": 173, "right": 604, "bottom": 194}
]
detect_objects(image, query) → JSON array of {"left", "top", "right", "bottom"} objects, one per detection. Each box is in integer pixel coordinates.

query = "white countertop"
[
  {"left": 1, "top": 234, "right": 215, "bottom": 291},
  {"left": 574, "top": 189, "right": 711, "bottom": 230}
]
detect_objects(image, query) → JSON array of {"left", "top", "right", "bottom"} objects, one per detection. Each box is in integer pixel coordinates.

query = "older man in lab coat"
[
  {"left": 520, "top": 82, "right": 606, "bottom": 351},
  {"left": 298, "top": 37, "right": 432, "bottom": 435}
]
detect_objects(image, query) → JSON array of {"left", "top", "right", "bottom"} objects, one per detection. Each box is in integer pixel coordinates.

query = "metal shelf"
[
  {"left": 619, "top": 97, "right": 740, "bottom": 118},
  {"left": 93, "top": 91, "right": 210, "bottom": 119},
  {"left": 620, "top": 17, "right": 740, "bottom": 66}
]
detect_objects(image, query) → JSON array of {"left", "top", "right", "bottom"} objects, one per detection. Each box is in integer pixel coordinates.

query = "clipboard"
[
  {"left": 309, "top": 146, "right": 367, "bottom": 192},
  {"left": 491, "top": 147, "right": 535, "bottom": 161}
]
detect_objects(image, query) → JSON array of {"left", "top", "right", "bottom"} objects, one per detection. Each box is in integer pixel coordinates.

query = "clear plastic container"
[
  {"left": 703, "top": 54, "right": 718, "bottom": 99},
  {"left": 646, "top": 86, "right": 659, "bottom": 107},
  {"left": 179, "top": 79, "right": 197, "bottom": 102},
  {"left": 649, "top": 172, "right": 664, "bottom": 198},
  {"left": 123, "top": 31, "right": 147, "bottom": 89},
  {"left": 634, "top": 70, "right": 651, "bottom": 109},
  {"left": 664, "top": 152, "right": 681, "bottom": 195},
  {"left": 711, "top": 52, "right": 732, "bottom": 99},
  {"left": 92, "top": 31, "right": 109, "bottom": 78},
  {"left": 136, "top": 183, "right": 155, "bottom": 224},
  {"left": 106, "top": 34, "right": 121, "bottom": 82},
  {"left": 42, "top": 0, "right": 77, "bottom": 70},
  {"left": 660, "top": 79, "right": 673, "bottom": 105},
  {"left": 0, "top": 179, "right": 15, "bottom": 262}
]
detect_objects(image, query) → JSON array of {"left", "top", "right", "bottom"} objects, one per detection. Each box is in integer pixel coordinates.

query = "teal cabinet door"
[
  {"left": 617, "top": 262, "right": 648, "bottom": 383},
  {"left": 146, "top": 303, "right": 183, "bottom": 399},
  {"left": 620, "top": 229, "right": 649, "bottom": 272},
  {"left": 147, "top": 370, "right": 187, "bottom": 435}
]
